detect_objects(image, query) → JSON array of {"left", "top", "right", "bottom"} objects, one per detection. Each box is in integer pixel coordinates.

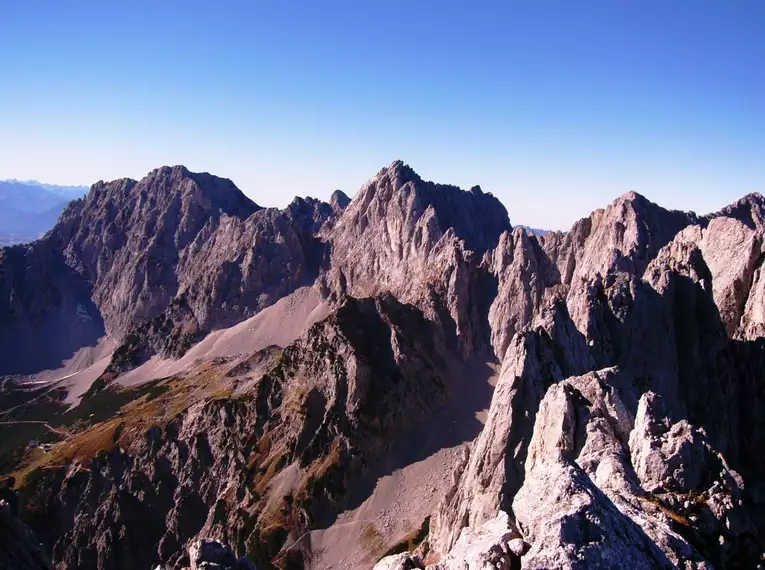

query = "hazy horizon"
[{"left": 2, "top": 1, "right": 763, "bottom": 230}]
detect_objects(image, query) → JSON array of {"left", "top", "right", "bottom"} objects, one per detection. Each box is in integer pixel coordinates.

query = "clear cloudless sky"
[{"left": 1, "top": 0, "right": 763, "bottom": 229}]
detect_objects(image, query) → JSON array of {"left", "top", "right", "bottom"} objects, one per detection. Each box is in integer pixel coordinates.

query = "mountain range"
[
  {"left": 0, "top": 180, "right": 88, "bottom": 246},
  {"left": 1, "top": 161, "right": 764, "bottom": 570}
]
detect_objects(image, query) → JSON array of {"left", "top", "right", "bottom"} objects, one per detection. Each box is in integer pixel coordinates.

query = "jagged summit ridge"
[
  {"left": 83, "top": 165, "right": 261, "bottom": 220},
  {"left": 320, "top": 160, "right": 511, "bottom": 356},
  {"left": 708, "top": 191, "right": 765, "bottom": 232},
  {"left": 356, "top": 160, "right": 511, "bottom": 252},
  {"left": 0, "top": 165, "right": 339, "bottom": 373}
]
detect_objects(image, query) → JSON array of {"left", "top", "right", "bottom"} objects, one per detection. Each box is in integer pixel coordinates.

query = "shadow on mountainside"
[
  {"left": 0, "top": 249, "right": 105, "bottom": 377},
  {"left": 332, "top": 356, "right": 496, "bottom": 521}
]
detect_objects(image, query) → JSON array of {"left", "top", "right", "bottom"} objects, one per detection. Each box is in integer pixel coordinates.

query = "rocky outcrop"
[
  {"left": 373, "top": 552, "right": 425, "bottom": 570},
  {"left": 376, "top": 513, "right": 524, "bottom": 570},
  {"left": 482, "top": 191, "right": 696, "bottom": 368},
  {"left": 512, "top": 372, "right": 711, "bottom": 569},
  {"left": 429, "top": 304, "right": 592, "bottom": 556},
  {"left": 629, "top": 392, "right": 711, "bottom": 494},
  {"left": 188, "top": 539, "right": 257, "bottom": 570},
  {"left": 430, "top": 511, "right": 522, "bottom": 570},
  {"left": 329, "top": 190, "right": 351, "bottom": 213},
  {"left": 709, "top": 192, "right": 765, "bottom": 233},
  {"left": 698, "top": 217, "right": 761, "bottom": 337},
  {"left": 483, "top": 229, "right": 551, "bottom": 361}
]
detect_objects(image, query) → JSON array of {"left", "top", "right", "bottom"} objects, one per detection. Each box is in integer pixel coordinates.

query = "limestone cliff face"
[
  {"left": 319, "top": 160, "right": 510, "bottom": 356},
  {"left": 54, "top": 166, "right": 261, "bottom": 337},
  {"left": 0, "top": 239, "right": 105, "bottom": 374},
  {"left": 0, "top": 167, "right": 344, "bottom": 374},
  {"left": 421, "top": 192, "right": 765, "bottom": 569}
]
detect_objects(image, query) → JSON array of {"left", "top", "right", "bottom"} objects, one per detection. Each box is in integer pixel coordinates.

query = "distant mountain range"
[
  {"left": 0, "top": 180, "right": 88, "bottom": 246},
  {"left": 515, "top": 224, "right": 550, "bottom": 237}
]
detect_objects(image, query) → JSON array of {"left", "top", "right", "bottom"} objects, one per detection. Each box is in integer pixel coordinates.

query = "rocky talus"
[{"left": 3, "top": 161, "right": 765, "bottom": 570}]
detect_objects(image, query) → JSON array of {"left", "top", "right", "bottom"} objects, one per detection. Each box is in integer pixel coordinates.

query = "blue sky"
[{"left": 1, "top": 0, "right": 763, "bottom": 229}]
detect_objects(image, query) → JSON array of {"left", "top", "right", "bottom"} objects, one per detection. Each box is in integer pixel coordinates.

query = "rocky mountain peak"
[
  {"left": 80, "top": 166, "right": 260, "bottom": 235},
  {"left": 566, "top": 189, "right": 696, "bottom": 283},
  {"left": 344, "top": 160, "right": 510, "bottom": 254},
  {"left": 710, "top": 191, "right": 765, "bottom": 232},
  {"left": 330, "top": 189, "right": 351, "bottom": 211},
  {"left": 375, "top": 159, "right": 422, "bottom": 190},
  {"left": 0, "top": 166, "right": 346, "bottom": 374},
  {"left": 319, "top": 161, "right": 511, "bottom": 356}
]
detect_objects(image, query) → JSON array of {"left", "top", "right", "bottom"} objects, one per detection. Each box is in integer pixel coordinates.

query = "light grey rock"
[
  {"left": 484, "top": 229, "right": 549, "bottom": 361},
  {"left": 430, "top": 511, "right": 519, "bottom": 570},
  {"left": 629, "top": 392, "right": 709, "bottom": 493},
  {"left": 514, "top": 375, "right": 710, "bottom": 569},
  {"left": 430, "top": 328, "right": 562, "bottom": 556},
  {"left": 507, "top": 538, "right": 529, "bottom": 557},
  {"left": 319, "top": 160, "right": 510, "bottom": 356},
  {"left": 429, "top": 295, "right": 599, "bottom": 559},
  {"left": 373, "top": 552, "right": 425, "bottom": 570},
  {"left": 699, "top": 216, "right": 761, "bottom": 337},
  {"left": 562, "top": 192, "right": 695, "bottom": 338}
]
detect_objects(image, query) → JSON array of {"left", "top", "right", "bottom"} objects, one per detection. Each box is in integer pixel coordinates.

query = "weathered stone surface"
[
  {"left": 18, "top": 295, "right": 456, "bottom": 570},
  {"left": 629, "top": 392, "right": 710, "bottom": 494},
  {"left": 484, "top": 229, "right": 550, "bottom": 361},
  {"left": 514, "top": 374, "right": 709, "bottom": 570},
  {"left": 373, "top": 552, "right": 425, "bottom": 570},
  {"left": 710, "top": 192, "right": 765, "bottom": 233},
  {"left": 320, "top": 160, "right": 510, "bottom": 356},
  {"left": 429, "top": 297, "right": 598, "bottom": 558},
  {"left": 430, "top": 511, "right": 520, "bottom": 570},
  {"left": 57, "top": 166, "right": 261, "bottom": 337},
  {"left": 698, "top": 216, "right": 760, "bottom": 337}
]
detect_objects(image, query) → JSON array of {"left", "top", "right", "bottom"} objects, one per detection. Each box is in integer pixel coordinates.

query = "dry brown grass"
[
  {"left": 360, "top": 524, "right": 386, "bottom": 555},
  {"left": 296, "top": 437, "right": 341, "bottom": 491},
  {"left": 637, "top": 493, "right": 693, "bottom": 527},
  {"left": 253, "top": 451, "right": 288, "bottom": 496},
  {"left": 11, "top": 360, "right": 239, "bottom": 487}
]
